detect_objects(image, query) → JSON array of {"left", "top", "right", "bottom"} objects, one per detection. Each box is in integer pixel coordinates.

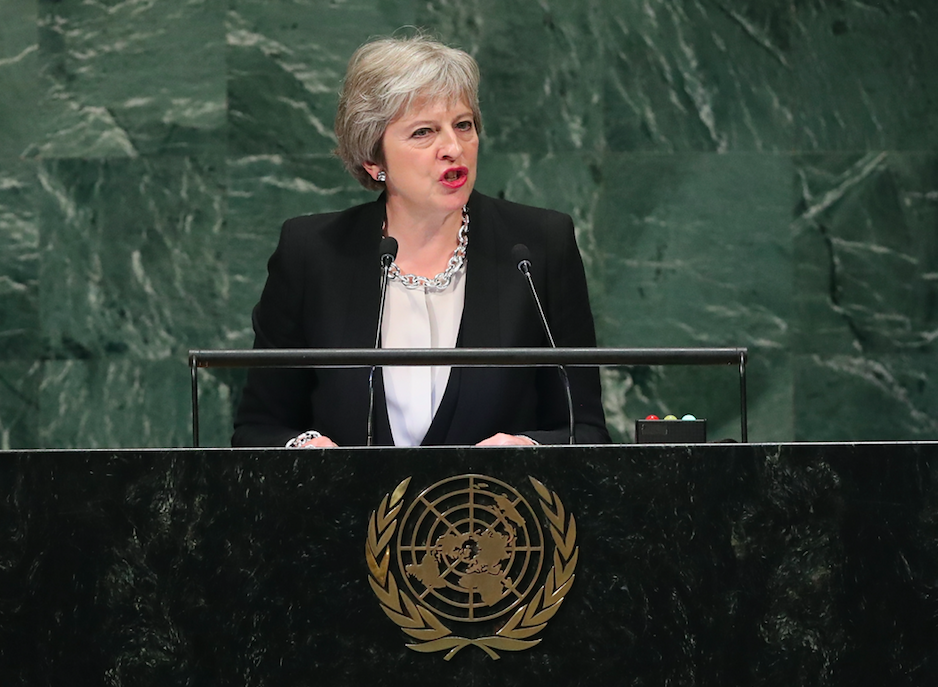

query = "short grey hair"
[{"left": 334, "top": 34, "right": 482, "bottom": 191}]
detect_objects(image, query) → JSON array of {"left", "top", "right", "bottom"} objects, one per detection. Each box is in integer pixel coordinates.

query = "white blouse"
[{"left": 381, "top": 268, "right": 466, "bottom": 446}]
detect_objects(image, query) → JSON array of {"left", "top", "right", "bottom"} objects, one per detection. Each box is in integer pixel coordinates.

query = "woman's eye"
[
  {"left": 456, "top": 120, "right": 473, "bottom": 131},
  {"left": 412, "top": 127, "right": 433, "bottom": 138}
]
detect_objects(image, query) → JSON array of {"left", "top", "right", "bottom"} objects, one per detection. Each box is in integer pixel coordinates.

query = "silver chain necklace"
[{"left": 386, "top": 206, "right": 469, "bottom": 290}]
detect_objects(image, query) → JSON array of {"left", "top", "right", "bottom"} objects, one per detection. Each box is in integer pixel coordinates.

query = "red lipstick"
[{"left": 440, "top": 166, "right": 469, "bottom": 189}]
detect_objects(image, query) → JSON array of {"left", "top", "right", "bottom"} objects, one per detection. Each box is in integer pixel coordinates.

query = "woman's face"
[{"left": 368, "top": 98, "right": 479, "bottom": 217}]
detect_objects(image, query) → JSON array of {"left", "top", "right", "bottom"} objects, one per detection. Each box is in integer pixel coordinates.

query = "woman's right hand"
[
  {"left": 298, "top": 435, "right": 338, "bottom": 448},
  {"left": 475, "top": 433, "right": 538, "bottom": 446},
  {"left": 287, "top": 430, "right": 338, "bottom": 448}
]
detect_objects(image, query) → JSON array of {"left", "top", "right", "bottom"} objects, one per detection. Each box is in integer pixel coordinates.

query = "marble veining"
[
  {"left": 0, "top": 162, "right": 40, "bottom": 361},
  {"left": 0, "top": 0, "right": 936, "bottom": 446},
  {"left": 1, "top": 444, "right": 936, "bottom": 684},
  {"left": 793, "top": 153, "right": 938, "bottom": 355},
  {"left": 31, "top": 0, "right": 227, "bottom": 158},
  {"left": 602, "top": 0, "right": 795, "bottom": 152},
  {"left": 38, "top": 156, "right": 227, "bottom": 361}
]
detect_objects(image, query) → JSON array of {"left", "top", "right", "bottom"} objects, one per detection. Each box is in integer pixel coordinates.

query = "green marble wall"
[{"left": 1, "top": 0, "right": 936, "bottom": 448}]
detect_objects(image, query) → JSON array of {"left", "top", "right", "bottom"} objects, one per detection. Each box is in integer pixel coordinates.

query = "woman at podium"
[{"left": 232, "top": 34, "right": 609, "bottom": 448}]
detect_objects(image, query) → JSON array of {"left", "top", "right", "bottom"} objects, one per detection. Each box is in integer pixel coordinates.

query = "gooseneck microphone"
[
  {"left": 367, "top": 236, "right": 398, "bottom": 446},
  {"left": 512, "top": 243, "right": 575, "bottom": 445}
]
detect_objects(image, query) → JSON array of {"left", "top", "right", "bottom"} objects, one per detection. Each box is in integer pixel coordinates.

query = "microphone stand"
[
  {"left": 514, "top": 246, "right": 575, "bottom": 445},
  {"left": 367, "top": 237, "right": 398, "bottom": 446}
]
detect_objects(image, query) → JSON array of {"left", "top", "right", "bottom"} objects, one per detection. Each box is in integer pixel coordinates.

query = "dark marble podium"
[{"left": 2, "top": 443, "right": 936, "bottom": 686}]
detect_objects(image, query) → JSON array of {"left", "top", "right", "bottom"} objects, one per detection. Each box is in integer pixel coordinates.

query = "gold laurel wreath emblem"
[{"left": 365, "top": 476, "right": 578, "bottom": 661}]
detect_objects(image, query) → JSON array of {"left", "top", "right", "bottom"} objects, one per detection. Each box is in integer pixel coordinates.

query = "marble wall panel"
[
  {"left": 0, "top": 362, "right": 39, "bottom": 450},
  {"left": 32, "top": 0, "right": 227, "bottom": 158},
  {"left": 226, "top": 0, "right": 414, "bottom": 157},
  {"left": 794, "top": 353, "right": 938, "bottom": 441},
  {"left": 791, "top": 152, "right": 938, "bottom": 438},
  {"left": 0, "top": 0, "right": 41, "bottom": 451},
  {"left": 0, "top": 160, "right": 40, "bottom": 360},
  {"left": 792, "top": 0, "right": 938, "bottom": 151},
  {"left": 592, "top": 152, "right": 794, "bottom": 440},
  {"left": 594, "top": 152, "right": 794, "bottom": 345},
  {"left": 38, "top": 156, "right": 227, "bottom": 361},
  {"left": 792, "top": 153, "right": 938, "bottom": 355},
  {"left": 601, "top": 0, "right": 795, "bottom": 152},
  {"left": 475, "top": 151, "right": 603, "bottom": 257},
  {"left": 38, "top": 358, "right": 232, "bottom": 449},
  {"left": 0, "top": 0, "right": 41, "bottom": 160},
  {"left": 0, "top": 0, "right": 936, "bottom": 446},
  {"left": 435, "top": 0, "right": 605, "bottom": 154}
]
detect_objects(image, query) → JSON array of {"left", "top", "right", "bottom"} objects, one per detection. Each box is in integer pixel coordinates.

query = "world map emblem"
[{"left": 365, "top": 474, "right": 578, "bottom": 660}]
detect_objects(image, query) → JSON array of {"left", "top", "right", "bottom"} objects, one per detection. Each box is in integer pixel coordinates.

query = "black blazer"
[{"left": 232, "top": 191, "right": 610, "bottom": 447}]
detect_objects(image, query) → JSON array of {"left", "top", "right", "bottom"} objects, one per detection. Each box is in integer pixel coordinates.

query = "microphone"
[
  {"left": 367, "top": 236, "right": 398, "bottom": 446},
  {"left": 378, "top": 236, "right": 398, "bottom": 272},
  {"left": 512, "top": 243, "right": 575, "bottom": 444}
]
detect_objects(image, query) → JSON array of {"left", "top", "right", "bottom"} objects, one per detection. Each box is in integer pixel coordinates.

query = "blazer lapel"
[
  {"left": 439, "top": 192, "right": 508, "bottom": 444},
  {"left": 459, "top": 192, "right": 502, "bottom": 348},
  {"left": 419, "top": 193, "right": 503, "bottom": 445}
]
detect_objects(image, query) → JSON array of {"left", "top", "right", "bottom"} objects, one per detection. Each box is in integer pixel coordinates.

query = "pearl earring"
[{"left": 377, "top": 171, "right": 386, "bottom": 182}]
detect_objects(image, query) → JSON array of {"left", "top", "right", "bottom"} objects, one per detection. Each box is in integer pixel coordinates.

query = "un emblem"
[{"left": 365, "top": 474, "right": 578, "bottom": 660}]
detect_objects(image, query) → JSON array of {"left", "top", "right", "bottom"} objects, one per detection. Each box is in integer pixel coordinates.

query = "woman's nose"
[{"left": 437, "top": 127, "right": 463, "bottom": 159}]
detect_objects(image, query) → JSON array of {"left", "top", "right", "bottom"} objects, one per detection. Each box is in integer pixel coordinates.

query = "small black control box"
[{"left": 635, "top": 419, "right": 707, "bottom": 444}]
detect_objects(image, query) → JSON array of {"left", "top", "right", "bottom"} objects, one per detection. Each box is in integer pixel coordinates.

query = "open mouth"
[{"left": 441, "top": 167, "right": 469, "bottom": 186}]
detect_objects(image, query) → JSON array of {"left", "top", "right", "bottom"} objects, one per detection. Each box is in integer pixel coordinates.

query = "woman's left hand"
[{"left": 475, "top": 433, "right": 537, "bottom": 446}]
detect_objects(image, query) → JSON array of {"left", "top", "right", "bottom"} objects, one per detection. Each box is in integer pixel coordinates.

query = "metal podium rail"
[{"left": 187, "top": 347, "right": 749, "bottom": 446}]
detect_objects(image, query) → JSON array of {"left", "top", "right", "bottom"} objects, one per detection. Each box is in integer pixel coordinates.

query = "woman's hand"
[
  {"left": 301, "top": 435, "right": 338, "bottom": 448},
  {"left": 475, "top": 433, "right": 537, "bottom": 447},
  {"left": 287, "top": 431, "right": 338, "bottom": 448}
]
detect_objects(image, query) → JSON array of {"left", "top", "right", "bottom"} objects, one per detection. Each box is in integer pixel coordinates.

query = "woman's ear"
[{"left": 362, "top": 161, "right": 383, "bottom": 182}]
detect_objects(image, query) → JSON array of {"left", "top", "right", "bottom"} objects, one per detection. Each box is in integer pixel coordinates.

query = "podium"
[{"left": 2, "top": 442, "right": 937, "bottom": 684}]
